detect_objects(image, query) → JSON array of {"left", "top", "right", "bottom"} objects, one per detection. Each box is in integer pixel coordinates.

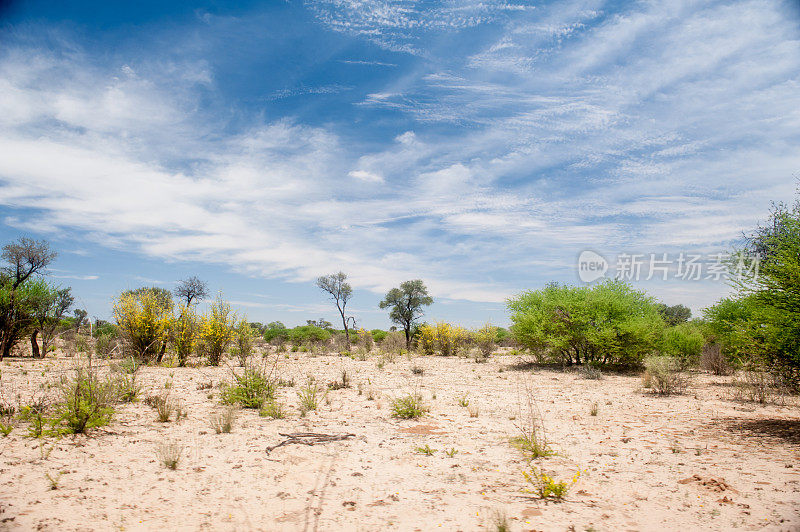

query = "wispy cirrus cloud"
[{"left": 0, "top": 0, "right": 798, "bottom": 317}]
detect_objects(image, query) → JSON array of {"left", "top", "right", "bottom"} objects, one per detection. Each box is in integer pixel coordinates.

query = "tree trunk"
[
  {"left": 156, "top": 342, "right": 167, "bottom": 363},
  {"left": 404, "top": 325, "right": 411, "bottom": 349},
  {"left": 31, "top": 330, "right": 40, "bottom": 358}
]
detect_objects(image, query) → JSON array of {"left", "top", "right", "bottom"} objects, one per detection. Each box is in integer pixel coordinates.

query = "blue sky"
[{"left": 0, "top": 0, "right": 798, "bottom": 328}]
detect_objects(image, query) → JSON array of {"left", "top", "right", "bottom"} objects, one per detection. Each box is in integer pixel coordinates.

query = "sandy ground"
[{"left": 0, "top": 351, "right": 798, "bottom": 532}]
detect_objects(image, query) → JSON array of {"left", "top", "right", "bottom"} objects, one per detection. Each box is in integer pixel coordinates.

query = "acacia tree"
[
  {"left": 0, "top": 238, "right": 57, "bottom": 359},
  {"left": 174, "top": 276, "right": 209, "bottom": 307},
  {"left": 316, "top": 272, "right": 355, "bottom": 347},
  {"left": 379, "top": 280, "right": 433, "bottom": 349},
  {"left": 31, "top": 284, "right": 73, "bottom": 358},
  {"left": 73, "top": 308, "right": 88, "bottom": 334}
]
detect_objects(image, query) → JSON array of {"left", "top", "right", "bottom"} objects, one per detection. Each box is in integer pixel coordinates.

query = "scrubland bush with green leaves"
[
  {"left": 703, "top": 197, "right": 800, "bottom": 388},
  {"left": 391, "top": 393, "right": 428, "bottom": 419},
  {"left": 507, "top": 279, "right": 664, "bottom": 366},
  {"left": 661, "top": 322, "right": 705, "bottom": 368},
  {"left": 221, "top": 359, "right": 277, "bottom": 409},
  {"left": 643, "top": 356, "right": 688, "bottom": 395},
  {"left": 473, "top": 323, "right": 499, "bottom": 360},
  {"left": 48, "top": 367, "right": 116, "bottom": 435},
  {"left": 233, "top": 319, "right": 256, "bottom": 365}
]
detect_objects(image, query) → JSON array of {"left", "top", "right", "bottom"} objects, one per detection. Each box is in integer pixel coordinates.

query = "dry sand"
[{"left": 0, "top": 352, "right": 798, "bottom": 531}]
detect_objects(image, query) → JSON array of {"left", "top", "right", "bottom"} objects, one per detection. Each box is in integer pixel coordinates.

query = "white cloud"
[{"left": 348, "top": 170, "right": 384, "bottom": 183}]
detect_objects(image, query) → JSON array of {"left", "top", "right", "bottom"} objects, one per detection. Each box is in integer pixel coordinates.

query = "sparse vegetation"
[
  {"left": 156, "top": 441, "right": 184, "bottom": 470},
  {"left": 391, "top": 393, "right": 428, "bottom": 419},
  {"left": 643, "top": 356, "right": 688, "bottom": 395},
  {"left": 210, "top": 407, "right": 236, "bottom": 434}
]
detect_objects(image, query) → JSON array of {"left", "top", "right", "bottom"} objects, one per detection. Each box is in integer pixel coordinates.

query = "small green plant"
[
  {"left": 45, "top": 471, "right": 62, "bottom": 490},
  {"left": 156, "top": 441, "right": 184, "bottom": 470},
  {"left": 259, "top": 398, "right": 286, "bottom": 419},
  {"left": 457, "top": 394, "right": 470, "bottom": 407},
  {"left": 147, "top": 392, "right": 175, "bottom": 423},
  {"left": 0, "top": 422, "right": 12, "bottom": 437},
  {"left": 445, "top": 447, "right": 459, "bottom": 458},
  {"left": 590, "top": 402, "right": 598, "bottom": 416},
  {"left": 220, "top": 362, "right": 277, "bottom": 409},
  {"left": 523, "top": 467, "right": 579, "bottom": 501},
  {"left": 391, "top": 393, "right": 428, "bottom": 419},
  {"left": 210, "top": 407, "right": 236, "bottom": 434},
  {"left": 47, "top": 367, "right": 115, "bottom": 435},
  {"left": 415, "top": 444, "right": 436, "bottom": 456},
  {"left": 298, "top": 379, "right": 322, "bottom": 415},
  {"left": 511, "top": 384, "right": 554, "bottom": 458}
]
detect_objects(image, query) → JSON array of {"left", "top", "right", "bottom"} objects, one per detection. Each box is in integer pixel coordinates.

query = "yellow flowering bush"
[
  {"left": 473, "top": 323, "right": 499, "bottom": 360},
  {"left": 418, "top": 322, "right": 470, "bottom": 356},
  {"left": 199, "top": 297, "right": 236, "bottom": 365},
  {"left": 172, "top": 305, "right": 197, "bottom": 366},
  {"left": 523, "top": 467, "right": 582, "bottom": 501},
  {"left": 113, "top": 290, "right": 174, "bottom": 362}
]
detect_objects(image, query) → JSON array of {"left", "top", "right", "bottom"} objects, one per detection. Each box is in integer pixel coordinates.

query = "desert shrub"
[
  {"left": 357, "top": 328, "right": 374, "bottom": 352},
  {"left": 48, "top": 368, "right": 115, "bottom": 435},
  {"left": 297, "top": 379, "right": 322, "bottom": 415},
  {"left": 418, "top": 322, "right": 470, "bottom": 356},
  {"left": 327, "top": 369, "right": 351, "bottom": 390},
  {"left": 380, "top": 331, "right": 407, "bottom": 354},
  {"left": 661, "top": 322, "right": 705, "bottom": 368},
  {"left": 210, "top": 407, "right": 236, "bottom": 433},
  {"left": 233, "top": 319, "right": 256, "bottom": 366},
  {"left": 288, "top": 325, "right": 331, "bottom": 345},
  {"left": 94, "top": 333, "right": 120, "bottom": 358},
  {"left": 199, "top": 297, "right": 236, "bottom": 366},
  {"left": 523, "top": 468, "right": 580, "bottom": 501},
  {"left": 370, "top": 329, "right": 388, "bottom": 343},
  {"left": 113, "top": 288, "right": 174, "bottom": 362},
  {"left": 263, "top": 326, "right": 290, "bottom": 343},
  {"left": 391, "top": 393, "right": 428, "bottom": 419},
  {"left": 220, "top": 361, "right": 276, "bottom": 409},
  {"left": 473, "top": 323, "right": 499, "bottom": 361},
  {"left": 156, "top": 441, "right": 183, "bottom": 470},
  {"left": 700, "top": 343, "right": 731, "bottom": 375},
  {"left": 507, "top": 279, "right": 664, "bottom": 366},
  {"left": 511, "top": 382, "right": 554, "bottom": 458},
  {"left": 146, "top": 391, "right": 176, "bottom": 422},
  {"left": 730, "top": 367, "right": 790, "bottom": 405},
  {"left": 642, "top": 356, "right": 688, "bottom": 395},
  {"left": 92, "top": 321, "right": 118, "bottom": 338},
  {"left": 580, "top": 363, "right": 603, "bottom": 380},
  {"left": 171, "top": 305, "right": 197, "bottom": 367},
  {"left": 110, "top": 357, "right": 142, "bottom": 402},
  {"left": 259, "top": 398, "right": 286, "bottom": 419}
]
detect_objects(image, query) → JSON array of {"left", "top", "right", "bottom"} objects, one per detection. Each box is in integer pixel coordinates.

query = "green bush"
[
  {"left": 507, "top": 279, "right": 664, "bottom": 366},
  {"left": 220, "top": 366, "right": 276, "bottom": 409},
  {"left": 661, "top": 323, "right": 705, "bottom": 367},
  {"left": 370, "top": 329, "right": 388, "bottom": 342},
  {"left": 48, "top": 368, "right": 115, "bottom": 435},
  {"left": 287, "top": 325, "right": 331, "bottom": 345}
]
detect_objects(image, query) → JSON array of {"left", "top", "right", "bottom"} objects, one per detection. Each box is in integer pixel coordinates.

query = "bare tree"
[
  {"left": 1, "top": 238, "right": 57, "bottom": 359},
  {"left": 316, "top": 272, "right": 355, "bottom": 347},
  {"left": 174, "top": 276, "right": 209, "bottom": 307}
]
